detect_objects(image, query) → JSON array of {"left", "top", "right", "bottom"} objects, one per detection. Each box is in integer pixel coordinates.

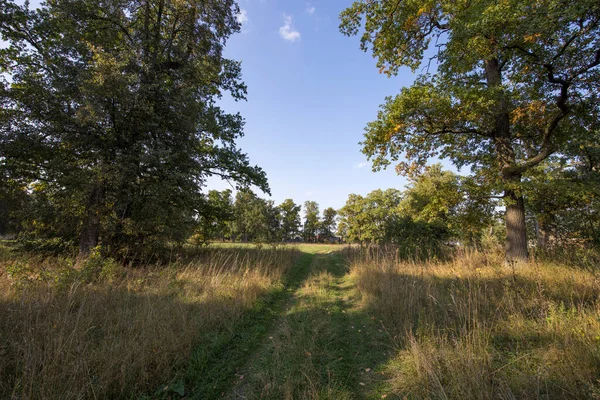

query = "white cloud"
[
  {"left": 355, "top": 162, "right": 369, "bottom": 169},
  {"left": 305, "top": 5, "right": 316, "bottom": 16},
  {"left": 279, "top": 14, "right": 301, "bottom": 42},
  {"left": 236, "top": 9, "right": 248, "bottom": 24}
]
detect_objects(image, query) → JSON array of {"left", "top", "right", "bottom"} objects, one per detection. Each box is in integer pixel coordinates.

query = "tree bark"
[
  {"left": 78, "top": 183, "right": 104, "bottom": 258},
  {"left": 504, "top": 185, "right": 529, "bottom": 262},
  {"left": 536, "top": 212, "right": 557, "bottom": 250},
  {"left": 485, "top": 57, "right": 529, "bottom": 263}
]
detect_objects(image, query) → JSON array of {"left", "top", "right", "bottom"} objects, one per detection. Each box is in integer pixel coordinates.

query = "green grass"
[
  {"left": 182, "top": 253, "right": 316, "bottom": 399},
  {"left": 208, "top": 242, "right": 345, "bottom": 255},
  {"left": 225, "top": 253, "right": 391, "bottom": 399}
]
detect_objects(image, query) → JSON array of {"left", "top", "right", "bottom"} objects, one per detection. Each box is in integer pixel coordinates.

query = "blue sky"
[{"left": 209, "top": 0, "right": 420, "bottom": 210}]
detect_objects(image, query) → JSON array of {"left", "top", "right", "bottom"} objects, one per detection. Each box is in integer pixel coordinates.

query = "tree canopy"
[
  {"left": 0, "top": 0, "right": 267, "bottom": 257},
  {"left": 340, "top": 0, "right": 600, "bottom": 262}
]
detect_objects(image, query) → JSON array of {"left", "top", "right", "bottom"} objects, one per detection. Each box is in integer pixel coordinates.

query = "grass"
[
  {"left": 346, "top": 246, "right": 600, "bottom": 399},
  {"left": 0, "top": 244, "right": 300, "bottom": 399},
  {"left": 2, "top": 241, "right": 599, "bottom": 399},
  {"left": 184, "top": 252, "right": 315, "bottom": 399},
  {"left": 208, "top": 242, "right": 344, "bottom": 255},
  {"left": 228, "top": 253, "right": 390, "bottom": 399}
]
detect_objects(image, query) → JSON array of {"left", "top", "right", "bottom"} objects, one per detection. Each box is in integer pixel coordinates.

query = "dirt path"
[
  {"left": 225, "top": 253, "right": 392, "bottom": 400},
  {"left": 184, "top": 253, "right": 316, "bottom": 399}
]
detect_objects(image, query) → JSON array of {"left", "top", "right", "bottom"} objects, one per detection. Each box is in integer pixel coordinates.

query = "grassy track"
[
  {"left": 183, "top": 253, "right": 316, "bottom": 399},
  {"left": 225, "top": 253, "right": 392, "bottom": 400}
]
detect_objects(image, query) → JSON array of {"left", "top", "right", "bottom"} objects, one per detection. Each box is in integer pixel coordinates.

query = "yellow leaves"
[
  {"left": 510, "top": 100, "right": 547, "bottom": 126},
  {"left": 416, "top": 7, "right": 429, "bottom": 17},
  {"left": 378, "top": 66, "right": 389, "bottom": 75},
  {"left": 402, "top": 15, "right": 416, "bottom": 30},
  {"left": 524, "top": 33, "right": 541, "bottom": 43}
]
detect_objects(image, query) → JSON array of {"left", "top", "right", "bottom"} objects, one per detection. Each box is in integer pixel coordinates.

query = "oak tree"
[{"left": 340, "top": 0, "right": 600, "bottom": 262}]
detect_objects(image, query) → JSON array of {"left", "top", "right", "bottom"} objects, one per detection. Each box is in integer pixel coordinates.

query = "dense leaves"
[
  {"left": 0, "top": 0, "right": 267, "bottom": 257},
  {"left": 340, "top": 0, "right": 600, "bottom": 262},
  {"left": 337, "top": 165, "right": 494, "bottom": 249}
]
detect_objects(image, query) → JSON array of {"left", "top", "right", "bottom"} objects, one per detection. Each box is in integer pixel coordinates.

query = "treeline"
[
  {"left": 198, "top": 158, "right": 600, "bottom": 253},
  {"left": 339, "top": 162, "right": 600, "bottom": 253},
  {"left": 193, "top": 190, "right": 338, "bottom": 244}
]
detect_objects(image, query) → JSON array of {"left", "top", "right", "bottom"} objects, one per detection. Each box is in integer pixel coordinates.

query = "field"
[{"left": 1, "top": 243, "right": 600, "bottom": 399}]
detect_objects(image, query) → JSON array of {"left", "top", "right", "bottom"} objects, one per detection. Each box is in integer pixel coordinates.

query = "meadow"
[
  {"left": 0, "top": 243, "right": 301, "bottom": 399},
  {"left": 1, "top": 242, "right": 599, "bottom": 399}
]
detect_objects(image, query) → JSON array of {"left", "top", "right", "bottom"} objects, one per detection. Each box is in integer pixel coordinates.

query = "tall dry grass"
[
  {"left": 0, "top": 245, "right": 299, "bottom": 399},
  {"left": 345, "top": 246, "right": 600, "bottom": 399}
]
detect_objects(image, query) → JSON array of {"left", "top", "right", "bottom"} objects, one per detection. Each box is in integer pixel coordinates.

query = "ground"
[{"left": 184, "top": 243, "right": 393, "bottom": 399}]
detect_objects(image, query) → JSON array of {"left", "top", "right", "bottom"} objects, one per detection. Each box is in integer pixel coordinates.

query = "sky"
[
  {"left": 208, "top": 0, "right": 421, "bottom": 210},
  {"left": 4, "top": 0, "right": 445, "bottom": 211}
]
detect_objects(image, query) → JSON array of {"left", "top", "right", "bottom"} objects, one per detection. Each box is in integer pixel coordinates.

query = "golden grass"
[
  {"left": 0, "top": 246, "right": 299, "bottom": 399},
  {"left": 345, "top": 247, "right": 600, "bottom": 399}
]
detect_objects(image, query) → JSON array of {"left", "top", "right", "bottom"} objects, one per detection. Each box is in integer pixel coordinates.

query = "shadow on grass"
[
  {"left": 0, "top": 284, "right": 277, "bottom": 400},
  {"left": 351, "top": 268, "right": 600, "bottom": 399},
  {"left": 226, "top": 253, "right": 396, "bottom": 400},
  {"left": 184, "top": 252, "right": 316, "bottom": 399}
]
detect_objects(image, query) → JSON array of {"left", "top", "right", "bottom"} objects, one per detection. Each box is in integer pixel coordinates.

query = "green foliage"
[
  {"left": 523, "top": 128, "right": 600, "bottom": 247},
  {"left": 17, "top": 236, "right": 77, "bottom": 256},
  {"left": 231, "top": 190, "right": 270, "bottom": 242},
  {"left": 303, "top": 201, "right": 320, "bottom": 243},
  {"left": 340, "top": 0, "right": 600, "bottom": 260},
  {"left": 196, "top": 189, "right": 235, "bottom": 243},
  {"left": 338, "top": 166, "right": 495, "bottom": 249},
  {"left": 279, "top": 199, "right": 302, "bottom": 241},
  {"left": 79, "top": 247, "right": 124, "bottom": 283},
  {"left": 338, "top": 189, "right": 402, "bottom": 244},
  {"left": 319, "top": 207, "right": 338, "bottom": 240},
  {"left": 0, "top": 0, "right": 268, "bottom": 257}
]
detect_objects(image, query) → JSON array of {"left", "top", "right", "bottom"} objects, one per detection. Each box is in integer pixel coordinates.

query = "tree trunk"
[
  {"left": 78, "top": 183, "right": 104, "bottom": 258},
  {"left": 484, "top": 57, "right": 529, "bottom": 263},
  {"left": 504, "top": 186, "right": 529, "bottom": 263},
  {"left": 536, "top": 212, "right": 556, "bottom": 250}
]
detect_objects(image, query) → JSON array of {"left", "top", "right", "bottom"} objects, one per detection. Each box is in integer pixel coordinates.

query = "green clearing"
[{"left": 207, "top": 242, "right": 345, "bottom": 255}]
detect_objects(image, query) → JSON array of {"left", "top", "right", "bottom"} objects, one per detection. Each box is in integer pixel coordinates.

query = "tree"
[
  {"left": 0, "top": 0, "right": 267, "bottom": 258},
  {"left": 340, "top": 0, "right": 600, "bottom": 262},
  {"left": 0, "top": 175, "right": 26, "bottom": 237},
  {"left": 196, "top": 189, "right": 234, "bottom": 243},
  {"left": 231, "top": 190, "right": 268, "bottom": 242},
  {"left": 263, "top": 200, "right": 283, "bottom": 243},
  {"left": 337, "top": 189, "right": 403, "bottom": 244},
  {"left": 279, "top": 199, "right": 302, "bottom": 241},
  {"left": 320, "top": 207, "right": 338, "bottom": 241},
  {"left": 303, "top": 201, "right": 320, "bottom": 243},
  {"left": 524, "top": 127, "right": 600, "bottom": 248},
  {"left": 399, "top": 164, "right": 494, "bottom": 245}
]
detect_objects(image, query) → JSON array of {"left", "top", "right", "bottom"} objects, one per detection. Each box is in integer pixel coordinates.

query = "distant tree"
[
  {"left": 340, "top": 0, "right": 600, "bottom": 262},
  {"left": 232, "top": 190, "right": 268, "bottom": 242},
  {"left": 337, "top": 194, "right": 366, "bottom": 243},
  {"left": 0, "top": 0, "right": 267, "bottom": 258},
  {"left": 196, "top": 190, "right": 234, "bottom": 243},
  {"left": 303, "top": 201, "right": 320, "bottom": 243},
  {"left": 399, "top": 164, "right": 494, "bottom": 245},
  {"left": 319, "top": 207, "right": 338, "bottom": 241},
  {"left": 338, "top": 189, "right": 402, "bottom": 243},
  {"left": 279, "top": 199, "right": 302, "bottom": 241},
  {"left": 263, "top": 200, "right": 283, "bottom": 243}
]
